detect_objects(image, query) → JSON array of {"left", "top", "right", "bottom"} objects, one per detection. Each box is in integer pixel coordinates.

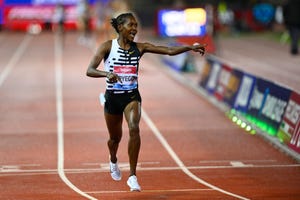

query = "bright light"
[
  {"left": 232, "top": 116, "right": 238, "bottom": 122},
  {"left": 241, "top": 122, "right": 247, "bottom": 128},
  {"left": 158, "top": 8, "right": 206, "bottom": 37},
  {"left": 185, "top": 8, "right": 206, "bottom": 24},
  {"left": 245, "top": 125, "right": 252, "bottom": 132}
]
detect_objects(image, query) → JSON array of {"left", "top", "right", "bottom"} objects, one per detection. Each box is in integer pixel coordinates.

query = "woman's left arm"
[{"left": 138, "top": 42, "right": 206, "bottom": 56}]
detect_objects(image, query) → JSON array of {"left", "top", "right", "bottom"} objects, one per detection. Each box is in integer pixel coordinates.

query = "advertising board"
[
  {"left": 157, "top": 8, "right": 206, "bottom": 37},
  {"left": 199, "top": 56, "right": 221, "bottom": 94},
  {"left": 214, "top": 63, "right": 232, "bottom": 101},
  {"left": 233, "top": 72, "right": 256, "bottom": 113},
  {"left": 1, "top": 0, "right": 95, "bottom": 30},
  {"left": 3, "top": 5, "right": 78, "bottom": 30},
  {"left": 278, "top": 91, "right": 300, "bottom": 153},
  {"left": 247, "top": 78, "right": 291, "bottom": 135},
  {"left": 222, "top": 69, "right": 244, "bottom": 108}
]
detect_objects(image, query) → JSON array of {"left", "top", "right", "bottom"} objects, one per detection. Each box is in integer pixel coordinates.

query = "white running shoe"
[
  {"left": 109, "top": 161, "right": 121, "bottom": 181},
  {"left": 127, "top": 175, "right": 141, "bottom": 192}
]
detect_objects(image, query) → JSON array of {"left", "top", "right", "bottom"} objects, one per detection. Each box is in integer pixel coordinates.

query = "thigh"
[
  {"left": 105, "top": 112, "right": 123, "bottom": 140},
  {"left": 124, "top": 101, "right": 141, "bottom": 127}
]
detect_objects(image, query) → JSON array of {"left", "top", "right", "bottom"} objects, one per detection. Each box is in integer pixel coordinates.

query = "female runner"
[{"left": 86, "top": 12, "right": 206, "bottom": 192}]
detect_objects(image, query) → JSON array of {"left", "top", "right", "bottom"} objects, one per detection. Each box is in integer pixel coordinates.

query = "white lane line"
[
  {"left": 230, "top": 161, "right": 251, "bottom": 167},
  {"left": 1, "top": 163, "right": 299, "bottom": 177},
  {"left": 54, "top": 34, "right": 97, "bottom": 200},
  {"left": 142, "top": 108, "right": 250, "bottom": 200},
  {"left": 0, "top": 128, "right": 107, "bottom": 135},
  {"left": 86, "top": 188, "right": 213, "bottom": 194},
  {"left": 0, "top": 34, "right": 32, "bottom": 87},
  {"left": 199, "top": 160, "right": 277, "bottom": 163},
  {"left": 0, "top": 164, "right": 41, "bottom": 172}
]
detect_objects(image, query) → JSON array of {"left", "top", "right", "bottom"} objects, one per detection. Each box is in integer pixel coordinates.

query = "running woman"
[{"left": 86, "top": 13, "right": 206, "bottom": 192}]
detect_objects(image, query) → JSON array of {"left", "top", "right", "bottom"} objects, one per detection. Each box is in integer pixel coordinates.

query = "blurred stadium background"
[{"left": 0, "top": 0, "right": 286, "bottom": 34}]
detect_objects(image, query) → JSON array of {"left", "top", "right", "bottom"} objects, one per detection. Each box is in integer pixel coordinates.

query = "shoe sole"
[
  {"left": 130, "top": 188, "right": 141, "bottom": 192},
  {"left": 111, "top": 176, "right": 122, "bottom": 181},
  {"left": 127, "top": 182, "right": 141, "bottom": 192}
]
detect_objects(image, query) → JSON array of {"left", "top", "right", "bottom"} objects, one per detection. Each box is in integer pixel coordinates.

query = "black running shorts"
[{"left": 104, "top": 89, "right": 141, "bottom": 115}]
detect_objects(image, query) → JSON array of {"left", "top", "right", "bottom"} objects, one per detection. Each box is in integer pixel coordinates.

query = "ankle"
[
  {"left": 110, "top": 156, "right": 117, "bottom": 163},
  {"left": 129, "top": 173, "right": 136, "bottom": 177}
]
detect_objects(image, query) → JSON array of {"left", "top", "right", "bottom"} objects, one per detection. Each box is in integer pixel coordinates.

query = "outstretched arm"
[{"left": 138, "top": 42, "right": 207, "bottom": 56}]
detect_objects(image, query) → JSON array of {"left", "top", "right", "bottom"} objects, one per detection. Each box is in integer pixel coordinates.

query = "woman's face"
[{"left": 120, "top": 16, "right": 138, "bottom": 42}]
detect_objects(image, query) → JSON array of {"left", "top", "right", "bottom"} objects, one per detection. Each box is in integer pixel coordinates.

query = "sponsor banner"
[
  {"left": 197, "top": 55, "right": 299, "bottom": 155},
  {"left": 157, "top": 8, "right": 206, "bottom": 37},
  {"left": 4, "top": 0, "right": 32, "bottom": 4},
  {"left": 233, "top": 72, "right": 256, "bottom": 112},
  {"left": 247, "top": 78, "right": 291, "bottom": 135},
  {"left": 33, "top": 0, "right": 79, "bottom": 5},
  {"left": 0, "top": 0, "right": 3, "bottom": 25},
  {"left": 114, "top": 66, "right": 137, "bottom": 74},
  {"left": 4, "top": 0, "right": 94, "bottom": 5},
  {"left": 278, "top": 91, "right": 300, "bottom": 153},
  {"left": 3, "top": 5, "right": 78, "bottom": 30},
  {"left": 199, "top": 57, "right": 212, "bottom": 88},
  {"left": 214, "top": 63, "right": 232, "bottom": 101},
  {"left": 222, "top": 69, "right": 244, "bottom": 108},
  {"left": 199, "top": 56, "right": 221, "bottom": 94},
  {"left": 0, "top": 8, "right": 2, "bottom": 26}
]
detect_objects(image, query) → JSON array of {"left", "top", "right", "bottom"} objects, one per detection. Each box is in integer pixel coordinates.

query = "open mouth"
[{"left": 129, "top": 32, "right": 136, "bottom": 39}]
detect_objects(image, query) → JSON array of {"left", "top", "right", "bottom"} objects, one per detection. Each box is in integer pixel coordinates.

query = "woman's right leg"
[{"left": 105, "top": 112, "right": 123, "bottom": 163}]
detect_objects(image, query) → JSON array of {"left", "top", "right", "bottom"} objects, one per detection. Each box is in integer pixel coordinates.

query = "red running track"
[{"left": 0, "top": 31, "right": 299, "bottom": 200}]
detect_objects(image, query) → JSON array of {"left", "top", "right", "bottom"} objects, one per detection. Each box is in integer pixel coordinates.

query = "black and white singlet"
[{"left": 104, "top": 39, "right": 141, "bottom": 93}]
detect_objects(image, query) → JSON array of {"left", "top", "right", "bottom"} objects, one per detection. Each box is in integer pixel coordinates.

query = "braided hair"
[{"left": 111, "top": 13, "right": 134, "bottom": 33}]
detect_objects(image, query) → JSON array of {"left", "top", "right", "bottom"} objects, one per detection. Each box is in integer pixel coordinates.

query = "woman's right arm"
[{"left": 86, "top": 40, "right": 111, "bottom": 78}]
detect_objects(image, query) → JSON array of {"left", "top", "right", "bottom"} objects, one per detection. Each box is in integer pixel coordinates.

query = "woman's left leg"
[{"left": 124, "top": 100, "right": 141, "bottom": 177}]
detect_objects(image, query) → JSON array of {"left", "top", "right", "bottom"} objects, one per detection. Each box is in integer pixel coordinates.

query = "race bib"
[{"left": 113, "top": 66, "right": 138, "bottom": 90}]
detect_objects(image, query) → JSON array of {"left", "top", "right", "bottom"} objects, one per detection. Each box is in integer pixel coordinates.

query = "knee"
[
  {"left": 128, "top": 123, "right": 140, "bottom": 137},
  {"left": 108, "top": 136, "right": 121, "bottom": 144}
]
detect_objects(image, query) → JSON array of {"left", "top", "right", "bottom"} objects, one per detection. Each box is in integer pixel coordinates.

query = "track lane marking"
[
  {"left": 1, "top": 163, "right": 299, "bottom": 177},
  {"left": 142, "top": 108, "right": 250, "bottom": 200},
  {"left": 54, "top": 33, "right": 97, "bottom": 200},
  {"left": 0, "top": 34, "right": 32, "bottom": 87},
  {"left": 86, "top": 188, "right": 214, "bottom": 194}
]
